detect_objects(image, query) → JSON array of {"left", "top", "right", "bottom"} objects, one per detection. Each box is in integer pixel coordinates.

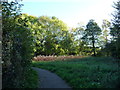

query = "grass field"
[
  {"left": 32, "top": 57, "right": 120, "bottom": 88},
  {"left": 23, "top": 68, "right": 39, "bottom": 88}
]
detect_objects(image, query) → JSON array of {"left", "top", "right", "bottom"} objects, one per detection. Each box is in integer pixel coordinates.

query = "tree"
[
  {"left": 73, "top": 25, "right": 88, "bottom": 55},
  {"left": 82, "top": 19, "right": 101, "bottom": 56},
  {"left": 110, "top": 0, "right": 120, "bottom": 58},
  {"left": 59, "top": 30, "right": 75, "bottom": 55},
  {"left": 2, "top": 1, "right": 23, "bottom": 88},
  {"left": 98, "top": 19, "right": 111, "bottom": 56},
  {"left": 36, "top": 16, "right": 69, "bottom": 55},
  {"left": 2, "top": 1, "right": 34, "bottom": 88},
  {"left": 102, "top": 19, "right": 111, "bottom": 44}
]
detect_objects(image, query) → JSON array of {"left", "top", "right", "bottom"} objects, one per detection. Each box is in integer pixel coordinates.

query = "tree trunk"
[
  {"left": 92, "top": 40, "right": 96, "bottom": 56},
  {"left": 116, "top": 36, "right": 119, "bottom": 58}
]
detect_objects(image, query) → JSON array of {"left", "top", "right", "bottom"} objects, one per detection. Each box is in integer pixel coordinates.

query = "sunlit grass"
[{"left": 32, "top": 57, "right": 120, "bottom": 88}]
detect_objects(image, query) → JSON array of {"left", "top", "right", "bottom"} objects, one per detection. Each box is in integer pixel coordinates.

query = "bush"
[{"left": 2, "top": 1, "right": 34, "bottom": 88}]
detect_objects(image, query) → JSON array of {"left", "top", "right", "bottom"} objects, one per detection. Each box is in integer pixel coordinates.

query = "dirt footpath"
[{"left": 32, "top": 67, "right": 72, "bottom": 89}]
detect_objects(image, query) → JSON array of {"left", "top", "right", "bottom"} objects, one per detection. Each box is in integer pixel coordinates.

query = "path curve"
[{"left": 32, "top": 67, "right": 72, "bottom": 89}]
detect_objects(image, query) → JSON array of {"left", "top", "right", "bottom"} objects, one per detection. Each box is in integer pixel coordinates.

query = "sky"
[{"left": 16, "top": 0, "right": 117, "bottom": 28}]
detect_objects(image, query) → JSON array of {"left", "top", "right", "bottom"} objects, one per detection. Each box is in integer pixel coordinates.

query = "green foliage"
[
  {"left": 39, "top": 16, "right": 70, "bottom": 55},
  {"left": 82, "top": 19, "right": 101, "bottom": 56},
  {"left": 101, "top": 19, "right": 111, "bottom": 45},
  {"left": 2, "top": 1, "right": 34, "bottom": 88},
  {"left": 22, "top": 68, "right": 39, "bottom": 88},
  {"left": 99, "top": 40, "right": 120, "bottom": 58},
  {"left": 110, "top": 0, "right": 120, "bottom": 38},
  {"left": 21, "top": 15, "right": 75, "bottom": 56},
  {"left": 99, "top": 0, "right": 120, "bottom": 58},
  {"left": 110, "top": 0, "right": 120, "bottom": 59},
  {"left": 72, "top": 26, "right": 91, "bottom": 56},
  {"left": 32, "top": 57, "right": 120, "bottom": 88}
]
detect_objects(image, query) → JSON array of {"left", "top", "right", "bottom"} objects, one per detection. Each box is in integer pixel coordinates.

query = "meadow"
[{"left": 32, "top": 56, "right": 120, "bottom": 88}]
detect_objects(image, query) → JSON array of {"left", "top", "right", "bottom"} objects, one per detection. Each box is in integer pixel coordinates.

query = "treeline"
[
  {"left": 16, "top": 12, "right": 119, "bottom": 58},
  {"left": 2, "top": 0, "right": 120, "bottom": 88}
]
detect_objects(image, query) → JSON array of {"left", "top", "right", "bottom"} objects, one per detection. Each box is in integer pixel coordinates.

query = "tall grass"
[
  {"left": 33, "top": 55, "right": 85, "bottom": 61},
  {"left": 32, "top": 57, "right": 120, "bottom": 88}
]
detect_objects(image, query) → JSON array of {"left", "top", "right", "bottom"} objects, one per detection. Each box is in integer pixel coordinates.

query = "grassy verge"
[
  {"left": 32, "top": 57, "right": 120, "bottom": 88},
  {"left": 23, "top": 68, "right": 39, "bottom": 88}
]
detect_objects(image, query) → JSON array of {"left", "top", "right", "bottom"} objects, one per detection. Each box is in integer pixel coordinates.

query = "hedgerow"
[{"left": 2, "top": 1, "right": 35, "bottom": 88}]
